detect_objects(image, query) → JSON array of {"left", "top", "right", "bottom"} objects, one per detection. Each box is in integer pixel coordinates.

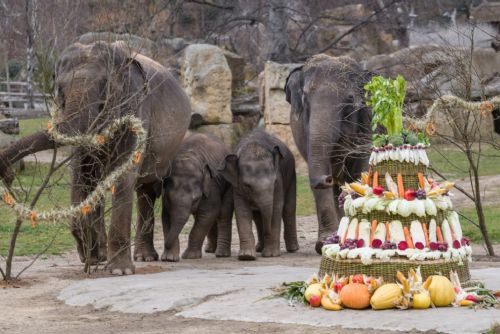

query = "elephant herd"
[{"left": 0, "top": 42, "right": 373, "bottom": 275}]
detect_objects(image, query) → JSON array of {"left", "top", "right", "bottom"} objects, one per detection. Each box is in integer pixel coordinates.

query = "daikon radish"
[
  {"left": 390, "top": 220, "right": 405, "bottom": 244},
  {"left": 429, "top": 219, "right": 437, "bottom": 243},
  {"left": 358, "top": 219, "right": 371, "bottom": 246},
  {"left": 346, "top": 218, "right": 358, "bottom": 240}
]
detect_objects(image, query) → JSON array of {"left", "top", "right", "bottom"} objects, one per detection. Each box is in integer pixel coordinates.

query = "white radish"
[
  {"left": 441, "top": 219, "right": 453, "bottom": 245},
  {"left": 390, "top": 220, "right": 405, "bottom": 243},
  {"left": 358, "top": 219, "right": 371, "bottom": 246},
  {"left": 346, "top": 218, "right": 358, "bottom": 240},
  {"left": 410, "top": 221, "right": 426, "bottom": 245},
  {"left": 429, "top": 219, "right": 437, "bottom": 243}
]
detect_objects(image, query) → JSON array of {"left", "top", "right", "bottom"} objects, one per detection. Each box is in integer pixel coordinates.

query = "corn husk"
[
  {"left": 448, "top": 211, "right": 463, "bottom": 240},
  {"left": 385, "top": 173, "right": 399, "bottom": 196},
  {"left": 374, "top": 222, "right": 386, "bottom": 241},
  {"left": 337, "top": 217, "right": 350, "bottom": 242},
  {"left": 441, "top": 219, "right": 453, "bottom": 245}
]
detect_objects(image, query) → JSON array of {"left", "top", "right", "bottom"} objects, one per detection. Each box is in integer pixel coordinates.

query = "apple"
[
  {"left": 372, "top": 186, "right": 384, "bottom": 196},
  {"left": 404, "top": 189, "right": 417, "bottom": 201},
  {"left": 309, "top": 294, "right": 321, "bottom": 307}
]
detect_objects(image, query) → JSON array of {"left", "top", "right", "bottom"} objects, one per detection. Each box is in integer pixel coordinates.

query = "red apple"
[
  {"left": 351, "top": 274, "right": 364, "bottom": 284},
  {"left": 373, "top": 186, "right": 384, "bottom": 196},
  {"left": 309, "top": 295, "right": 321, "bottom": 307}
]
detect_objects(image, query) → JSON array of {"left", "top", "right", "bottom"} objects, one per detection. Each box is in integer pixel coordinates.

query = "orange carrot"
[
  {"left": 417, "top": 173, "right": 425, "bottom": 189},
  {"left": 397, "top": 173, "right": 405, "bottom": 198},
  {"left": 422, "top": 223, "right": 430, "bottom": 247},
  {"left": 385, "top": 222, "right": 390, "bottom": 242},
  {"left": 370, "top": 220, "right": 378, "bottom": 244},
  {"left": 436, "top": 226, "right": 444, "bottom": 243},
  {"left": 372, "top": 171, "right": 379, "bottom": 188},
  {"left": 403, "top": 226, "right": 414, "bottom": 248}
]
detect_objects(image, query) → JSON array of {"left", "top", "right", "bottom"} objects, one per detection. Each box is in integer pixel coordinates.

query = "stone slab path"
[{"left": 58, "top": 266, "right": 500, "bottom": 334}]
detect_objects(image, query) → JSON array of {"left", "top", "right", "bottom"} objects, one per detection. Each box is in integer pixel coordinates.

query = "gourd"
[
  {"left": 370, "top": 283, "right": 402, "bottom": 310},
  {"left": 339, "top": 283, "right": 371, "bottom": 309},
  {"left": 321, "top": 294, "right": 342, "bottom": 311},
  {"left": 412, "top": 293, "right": 431, "bottom": 309},
  {"left": 424, "top": 275, "right": 455, "bottom": 307}
]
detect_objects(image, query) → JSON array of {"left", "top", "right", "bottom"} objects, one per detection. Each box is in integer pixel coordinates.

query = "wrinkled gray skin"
[
  {"left": 0, "top": 41, "right": 191, "bottom": 275},
  {"left": 285, "top": 54, "right": 372, "bottom": 254},
  {"left": 161, "top": 133, "right": 233, "bottom": 262},
  {"left": 220, "top": 129, "right": 298, "bottom": 260}
]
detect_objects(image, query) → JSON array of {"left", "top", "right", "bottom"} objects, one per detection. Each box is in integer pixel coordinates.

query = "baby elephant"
[
  {"left": 220, "top": 129, "right": 299, "bottom": 260},
  {"left": 161, "top": 133, "right": 233, "bottom": 262}
]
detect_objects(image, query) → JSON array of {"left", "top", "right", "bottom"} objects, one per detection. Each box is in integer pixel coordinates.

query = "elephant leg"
[
  {"left": 283, "top": 173, "right": 299, "bottom": 253},
  {"left": 234, "top": 193, "right": 256, "bottom": 261},
  {"left": 312, "top": 187, "right": 339, "bottom": 254},
  {"left": 107, "top": 172, "right": 136, "bottom": 275},
  {"left": 204, "top": 223, "right": 217, "bottom": 253},
  {"left": 253, "top": 211, "right": 264, "bottom": 252},
  {"left": 160, "top": 201, "right": 180, "bottom": 262},
  {"left": 215, "top": 187, "right": 233, "bottom": 258},
  {"left": 261, "top": 195, "right": 283, "bottom": 258},
  {"left": 133, "top": 183, "right": 159, "bottom": 262},
  {"left": 183, "top": 197, "right": 220, "bottom": 259}
]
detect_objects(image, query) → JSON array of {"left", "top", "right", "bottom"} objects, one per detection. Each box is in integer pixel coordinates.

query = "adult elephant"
[
  {"left": 285, "top": 54, "right": 372, "bottom": 254},
  {"left": 0, "top": 41, "right": 191, "bottom": 274}
]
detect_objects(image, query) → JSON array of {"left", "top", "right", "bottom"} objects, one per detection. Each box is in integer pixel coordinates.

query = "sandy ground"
[{"left": 1, "top": 215, "right": 499, "bottom": 334}]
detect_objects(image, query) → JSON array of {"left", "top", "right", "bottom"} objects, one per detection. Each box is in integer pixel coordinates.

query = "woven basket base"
[{"left": 319, "top": 255, "right": 472, "bottom": 285}]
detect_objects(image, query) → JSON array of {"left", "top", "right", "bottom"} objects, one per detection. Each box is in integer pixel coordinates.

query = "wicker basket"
[
  {"left": 353, "top": 211, "right": 446, "bottom": 227},
  {"left": 319, "top": 255, "right": 472, "bottom": 285},
  {"left": 371, "top": 160, "right": 427, "bottom": 191}
]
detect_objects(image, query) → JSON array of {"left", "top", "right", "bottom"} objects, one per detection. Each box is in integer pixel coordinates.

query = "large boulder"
[
  {"left": 261, "top": 61, "right": 302, "bottom": 125},
  {"left": 181, "top": 44, "right": 233, "bottom": 124}
]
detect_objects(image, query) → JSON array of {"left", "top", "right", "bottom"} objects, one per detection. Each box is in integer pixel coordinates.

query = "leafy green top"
[{"left": 364, "top": 75, "right": 406, "bottom": 135}]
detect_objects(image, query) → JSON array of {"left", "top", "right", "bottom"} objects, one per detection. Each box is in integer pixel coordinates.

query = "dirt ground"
[{"left": 1, "top": 214, "right": 499, "bottom": 334}]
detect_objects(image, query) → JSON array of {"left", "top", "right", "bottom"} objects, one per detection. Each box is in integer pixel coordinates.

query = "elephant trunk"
[{"left": 163, "top": 205, "right": 191, "bottom": 250}]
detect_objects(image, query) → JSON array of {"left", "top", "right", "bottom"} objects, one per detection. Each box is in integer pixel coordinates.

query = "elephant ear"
[
  {"left": 272, "top": 145, "right": 283, "bottom": 171},
  {"left": 202, "top": 164, "right": 214, "bottom": 198},
  {"left": 219, "top": 154, "right": 238, "bottom": 187},
  {"left": 284, "top": 66, "right": 304, "bottom": 113}
]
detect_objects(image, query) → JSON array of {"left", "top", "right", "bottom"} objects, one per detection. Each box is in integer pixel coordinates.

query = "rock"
[
  {"left": 180, "top": 44, "right": 233, "bottom": 124},
  {"left": 77, "top": 32, "right": 156, "bottom": 58},
  {"left": 470, "top": 1, "right": 500, "bottom": 23},
  {"left": 262, "top": 61, "right": 302, "bottom": 125},
  {"left": 231, "top": 93, "right": 260, "bottom": 116},
  {"left": 265, "top": 124, "right": 306, "bottom": 172},
  {"left": 223, "top": 50, "right": 246, "bottom": 95}
]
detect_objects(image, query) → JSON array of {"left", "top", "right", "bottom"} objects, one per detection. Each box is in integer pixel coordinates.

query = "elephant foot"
[
  {"left": 182, "top": 248, "right": 202, "bottom": 259},
  {"left": 261, "top": 247, "right": 280, "bottom": 257},
  {"left": 238, "top": 249, "right": 256, "bottom": 261},
  {"left": 255, "top": 242, "right": 263, "bottom": 252},
  {"left": 286, "top": 240, "right": 299, "bottom": 253},
  {"left": 215, "top": 247, "right": 231, "bottom": 258},
  {"left": 161, "top": 249, "right": 180, "bottom": 262},
  {"left": 315, "top": 240, "right": 324, "bottom": 255},
  {"left": 107, "top": 255, "right": 135, "bottom": 276},
  {"left": 134, "top": 247, "right": 159, "bottom": 262},
  {"left": 204, "top": 243, "right": 216, "bottom": 253},
  {"left": 77, "top": 246, "right": 107, "bottom": 265}
]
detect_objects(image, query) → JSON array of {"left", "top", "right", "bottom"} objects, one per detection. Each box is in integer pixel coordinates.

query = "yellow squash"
[
  {"left": 321, "top": 294, "right": 342, "bottom": 311},
  {"left": 412, "top": 293, "right": 431, "bottom": 309},
  {"left": 370, "top": 283, "right": 403, "bottom": 310},
  {"left": 425, "top": 275, "right": 456, "bottom": 307}
]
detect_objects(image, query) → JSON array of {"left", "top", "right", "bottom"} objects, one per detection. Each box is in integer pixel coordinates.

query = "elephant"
[
  {"left": 285, "top": 54, "right": 373, "bottom": 254},
  {"left": 161, "top": 133, "right": 233, "bottom": 262},
  {"left": 219, "top": 128, "right": 298, "bottom": 260},
  {"left": 0, "top": 41, "right": 191, "bottom": 274}
]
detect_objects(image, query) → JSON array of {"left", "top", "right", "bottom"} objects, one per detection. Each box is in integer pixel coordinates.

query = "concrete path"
[{"left": 58, "top": 266, "right": 500, "bottom": 334}]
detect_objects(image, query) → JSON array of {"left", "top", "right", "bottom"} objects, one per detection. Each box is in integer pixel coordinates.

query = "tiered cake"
[{"left": 320, "top": 140, "right": 472, "bottom": 284}]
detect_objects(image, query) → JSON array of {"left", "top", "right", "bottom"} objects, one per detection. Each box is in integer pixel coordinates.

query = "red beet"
[
  {"left": 372, "top": 239, "right": 383, "bottom": 248},
  {"left": 429, "top": 242, "right": 439, "bottom": 251},
  {"left": 415, "top": 242, "right": 424, "bottom": 250},
  {"left": 373, "top": 186, "right": 384, "bottom": 196},
  {"left": 398, "top": 241, "right": 408, "bottom": 251},
  {"left": 404, "top": 189, "right": 417, "bottom": 201},
  {"left": 453, "top": 240, "right": 461, "bottom": 249}
]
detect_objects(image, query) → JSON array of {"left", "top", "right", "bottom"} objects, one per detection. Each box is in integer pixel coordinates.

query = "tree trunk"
[
  {"left": 266, "top": 0, "right": 290, "bottom": 63},
  {"left": 25, "top": 0, "right": 38, "bottom": 110}
]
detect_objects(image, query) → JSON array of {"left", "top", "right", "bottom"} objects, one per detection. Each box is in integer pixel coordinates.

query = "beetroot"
[
  {"left": 398, "top": 241, "right": 408, "bottom": 251},
  {"left": 373, "top": 186, "right": 384, "bottom": 196},
  {"left": 429, "top": 242, "right": 439, "bottom": 251},
  {"left": 461, "top": 237, "right": 471, "bottom": 246},
  {"left": 415, "top": 242, "right": 424, "bottom": 250},
  {"left": 453, "top": 240, "right": 461, "bottom": 249},
  {"left": 356, "top": 239, "right": 365, "bottom": 248},
  {"left": 371, "top": 239, "right": 383, "bottom": 248}
]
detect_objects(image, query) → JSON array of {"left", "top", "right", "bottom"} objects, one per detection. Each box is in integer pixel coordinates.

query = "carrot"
[
  {"left": 385, "top": 222, "right": 390, "bottom": 242},
  {"left": 417, "top": 173, "right": 425, "bottom": 189},
  {"left": 397, "top": 173, "right": 405, "bottom": 198},
  {"left": 436, "top": 226, "right": 444, "bottom": 243},
  {"left": 403, "top": 226, "right": 414, "bottom": 248},
  {"left": 370, "top": 220, "right": 378, "bottom": 244},
  {"left": 422, "top": 223, "right": 430, "bottom": 247},
  {"left": 342, "top": 227, "right": 349, "bottom": 244},
  {"left": 372, "top": 171, "right": 379, "bottom": 188}
]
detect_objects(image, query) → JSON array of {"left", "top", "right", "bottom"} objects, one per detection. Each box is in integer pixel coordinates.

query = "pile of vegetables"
[{"left": 275, "top": 268, "right": 500, "bottom": 311}]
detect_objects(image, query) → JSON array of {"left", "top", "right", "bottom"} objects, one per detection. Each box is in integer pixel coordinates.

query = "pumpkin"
[
  {"left": 339, "top": 283, "right": 371, "bottom": 309},
  {"left": 370, "top": 283, "right": 402, "bottom": 310},
  {"left": 304, "top": 283, "right": 322, "bottom": 302},
  {"left": 425, "top": 275, "right": 455, "bottom": 307},
  {"left": 412, "top": 293, "right": 431, "bottom": 309}
]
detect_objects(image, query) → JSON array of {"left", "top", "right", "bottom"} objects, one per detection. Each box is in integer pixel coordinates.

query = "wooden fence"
[{"left": 0, "top": 81, "right": 50, "bottom": 118}]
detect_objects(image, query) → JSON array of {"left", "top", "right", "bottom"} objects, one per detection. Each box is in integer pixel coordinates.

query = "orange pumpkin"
[{"left": 339, "top": 283, "right": 371, "bottom": 309}]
